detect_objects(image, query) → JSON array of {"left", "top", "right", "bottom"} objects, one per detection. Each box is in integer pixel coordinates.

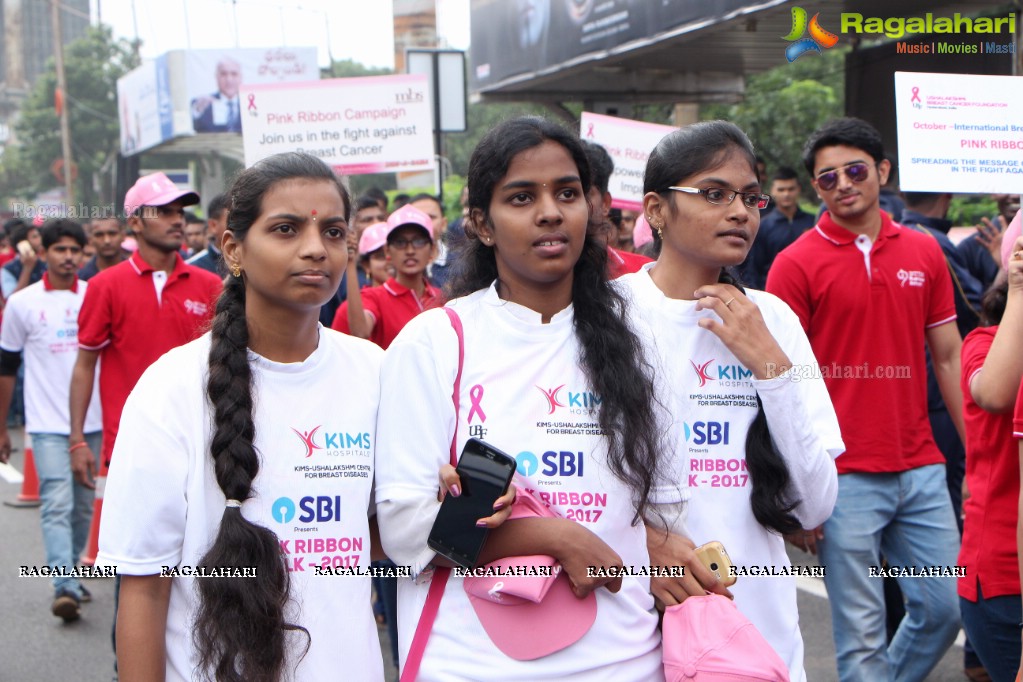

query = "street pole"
[{"left": 51, "top": 0, "right": 75, "bottom": 203}]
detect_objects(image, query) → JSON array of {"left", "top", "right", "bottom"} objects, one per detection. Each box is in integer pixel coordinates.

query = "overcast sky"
[{"left": 89, "top": 0, "right": 470, "bottom": 69}]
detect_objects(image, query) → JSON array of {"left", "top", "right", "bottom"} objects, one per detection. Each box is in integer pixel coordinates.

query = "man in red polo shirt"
[
  {"left": 766, "top": 118, "right": 962, "bottom": 682},
  {"left": 333, "top": 205, "right": 443, "bottom": 349},
  {"left": 69, "top": 172, "right": 222, "bottom": 487}
]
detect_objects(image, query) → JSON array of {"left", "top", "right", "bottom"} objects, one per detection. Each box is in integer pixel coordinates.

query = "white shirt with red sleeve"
[{"left": 0, "top": 275, "right": 101, "bottom": 434}]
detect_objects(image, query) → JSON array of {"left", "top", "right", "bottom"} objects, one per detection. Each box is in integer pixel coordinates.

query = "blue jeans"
[
  {"left": 961, "top": 585, "right": 1022, "bottom": 682},
  {"left": 818, "top": 464, "right": 961, "bottom": 682},
  {"left": 33, "top": 432, "right": 101, "bottom": 597}
]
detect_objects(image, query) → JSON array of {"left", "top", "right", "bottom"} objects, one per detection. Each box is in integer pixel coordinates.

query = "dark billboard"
[{"left": 469, "top": 0, "right": 765, "bottom": 92}]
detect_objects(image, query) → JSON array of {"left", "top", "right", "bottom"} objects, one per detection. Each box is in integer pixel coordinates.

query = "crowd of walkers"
[{"left": 1, "top": 113, "right": 1021, "bottom": 682}]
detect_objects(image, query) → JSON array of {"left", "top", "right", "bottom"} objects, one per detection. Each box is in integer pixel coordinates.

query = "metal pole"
[
  {"left": 433, "top": 51, "right": 443, "bottom": 202},
  {"left": 51, "top": 0, "right": 75, "bottom": 202}
]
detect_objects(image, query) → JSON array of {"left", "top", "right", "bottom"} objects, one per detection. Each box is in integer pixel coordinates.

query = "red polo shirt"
[
  {"left": 959, "top": 326, "right": 1019, "bottom": 601},
  {"left": 766, "top": 210, "right": 955, "bottom": 474},
  {"left": 78, "top": 251, "right": 222, "bottom": 462},
  {"left": 607, "top": 246, "right": 652, "bottom": 279},
  {"left": 332, "top": 277, "right": 443, "bottom": 350}
]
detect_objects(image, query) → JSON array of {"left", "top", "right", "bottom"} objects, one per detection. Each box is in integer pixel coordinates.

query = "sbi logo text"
[
  {"left": 684, "top": 421, "right": 731, "bottom": 445},
  {"left": 514, "top": 451, "right": 585, "bottom": 477},
  {"left": 271, "top": 496, "right": 343, "bottom": 524}
]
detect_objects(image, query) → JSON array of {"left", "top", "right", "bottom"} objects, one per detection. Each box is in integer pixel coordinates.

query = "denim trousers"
[
  {"left": 33, "top": 431, "right": 102, "bottom": 597},
  {"left": 960, "top": 585, "right": 1022, "bottom": 682},
  {"left": 818, "top": 464, "right": 961, "bottom": 682}
]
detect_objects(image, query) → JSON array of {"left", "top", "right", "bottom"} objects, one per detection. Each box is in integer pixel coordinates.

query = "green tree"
[
  {"left": 323, "top": 59, "right": 393, "bottom": 79},
  {"left": 703, "top": 47, "right": 847, "bottom": 182},
  {"left": 1, "top": 26, "right": 139, "bottom": 207}
]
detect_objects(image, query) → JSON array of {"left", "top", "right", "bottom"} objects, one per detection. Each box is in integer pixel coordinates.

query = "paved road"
[{"left": 0, "top": 427, "right": 970, "bottom": 680}]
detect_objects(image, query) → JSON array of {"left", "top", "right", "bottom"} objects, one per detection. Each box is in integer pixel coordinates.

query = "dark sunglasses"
[{"left": 814, "top": 162, "right": 871, "bottom": 191}]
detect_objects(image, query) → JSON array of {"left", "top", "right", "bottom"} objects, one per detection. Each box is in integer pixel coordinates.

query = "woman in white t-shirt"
[
  {"left": 619, "top": 121, "right": 844, "bottom": 682},
  {"left": 97, "top": 152, "right": 386, "bottom": 681},
  {"left": 375, "top": 117, "right": 666, "bottom": 680}
]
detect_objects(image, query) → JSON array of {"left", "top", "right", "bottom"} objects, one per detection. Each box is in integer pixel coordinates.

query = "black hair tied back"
[
  {"left": 718, "top": 270, "right": 801, "bottom": 535},
  {"left": 193, "top": 152, "right": 347, "bottom": 681}
]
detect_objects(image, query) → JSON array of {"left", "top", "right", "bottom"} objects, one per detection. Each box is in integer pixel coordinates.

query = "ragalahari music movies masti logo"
[{"left": 783, "top": 7, "right": 840, "bottom": 62}]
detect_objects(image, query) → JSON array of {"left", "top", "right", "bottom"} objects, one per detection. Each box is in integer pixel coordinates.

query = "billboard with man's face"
[{"left": 185, "top": 47, "right": 319, "bottom": 134}]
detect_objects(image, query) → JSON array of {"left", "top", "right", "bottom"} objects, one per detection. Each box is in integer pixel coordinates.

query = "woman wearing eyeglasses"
[
  {"left": 333, "top": 204, "right": 444, "bottom": 349},
  {"left": 618, "top": 120, "right": 843, "bottom": 682}
]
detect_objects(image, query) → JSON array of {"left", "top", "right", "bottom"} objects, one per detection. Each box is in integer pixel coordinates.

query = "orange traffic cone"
[
  {"left": 4, "top": 434, "right": 41, "bottom": 508},
  {"left": 79, "top": 458, "right": 107, "bottom": 567}
]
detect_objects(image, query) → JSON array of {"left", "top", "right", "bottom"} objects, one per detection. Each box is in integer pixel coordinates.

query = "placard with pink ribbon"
[
  {"left": 895, "top": 71, "right": 1023, "bottom": 193},
  {"left": 579, "top": 112, "right": 677, "bottom": 211},
  {"left": 240, "top": 74, "right": 434, "bottom": 175}
]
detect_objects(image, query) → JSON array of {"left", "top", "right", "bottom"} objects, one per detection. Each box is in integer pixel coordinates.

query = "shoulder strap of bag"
[{"left": 399, "top": 307, "right": 463, "bottom": 682}]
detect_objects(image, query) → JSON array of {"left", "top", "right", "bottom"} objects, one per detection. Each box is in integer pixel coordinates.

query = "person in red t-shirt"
[
  {"left": 333, "top": 205, "right": 443, "bottom": 349},
  {"left": 767, "top": 117, "right": 962, "bottom": 682},
  {"left": 69, "top": 172, "right": 222, "bottom": 487},
  {"left": 959, "top": 243, "right": 1023, "bottom": 682},
  {"left": 581, "top": 141, "right": 653, "bottom": 279}
]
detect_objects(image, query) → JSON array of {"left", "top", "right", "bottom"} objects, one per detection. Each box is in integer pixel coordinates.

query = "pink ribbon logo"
[
  {"left": 585, "top": 123, "right": 595, "bottom": 138},
  {"left": 468, "top": 384, "right": 487, "bottom": 424},
  {"left": 910, "top": 87, "right": 921, "bottom": 103},
  {"left": 247, "top": 93, "right": 257, "bottom": 111}
]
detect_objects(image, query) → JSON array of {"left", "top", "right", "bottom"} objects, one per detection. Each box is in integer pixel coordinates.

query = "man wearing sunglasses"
[{"left": 767, "top": 118, "right": 962, "bottom": 682}]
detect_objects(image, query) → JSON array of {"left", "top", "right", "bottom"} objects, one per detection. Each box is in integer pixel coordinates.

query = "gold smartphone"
[
  {"left": 17, "top": 241, "right": 34, "bottom": 259},
  {"left": 695, "top": 540, "right": 737, "bottom": 586}
]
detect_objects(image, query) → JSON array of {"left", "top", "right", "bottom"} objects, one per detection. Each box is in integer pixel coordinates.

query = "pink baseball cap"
[
  {"left": 359, "top": 222, "right": 389, "bottom": 256},
  {"left": 385, "top": 205, "right": 434, "bottom": 242},
  {"left": 124, "top": 172, "right": 199, "bottom": 216},
  {"left": 633, "top": 213, "right": 654, "bottom": 249},
  {"left": 662, "top": 594, "right": 790, "bottom": 680},
  {"left": 462, "top": 485, "right": 597, "bottom": 661}
]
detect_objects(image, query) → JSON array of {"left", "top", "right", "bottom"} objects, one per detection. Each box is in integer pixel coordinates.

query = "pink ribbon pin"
[{"left": 468, "top": 384, "right": 487, "bottom": 424}]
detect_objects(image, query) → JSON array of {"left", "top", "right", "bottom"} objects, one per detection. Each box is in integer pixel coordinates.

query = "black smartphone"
[{"left": 427, "top": 438, "right": 516, "bottom": 570}]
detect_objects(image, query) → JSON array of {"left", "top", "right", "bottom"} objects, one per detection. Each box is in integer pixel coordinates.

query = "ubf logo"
[{"left": 783, "top": 7, "right": 839, "bottom": 62}]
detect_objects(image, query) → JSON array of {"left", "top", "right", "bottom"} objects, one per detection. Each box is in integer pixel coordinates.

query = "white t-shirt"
[
  {"left": 97, "top": 328, "right": 384, "bottom": 682},
  {"left": 618, "top": 265, "right": 844, "bottom": 682},
  {"left": 376, "top": 284, "right": 663, "bottom": 682},
  {"left": 0, "top": 279, "right": 102, "bottom": 434}
]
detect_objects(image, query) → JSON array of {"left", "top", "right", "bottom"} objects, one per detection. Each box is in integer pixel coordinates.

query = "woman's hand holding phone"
[
  {"left": 437, "top": 463, "right": 516, "bottom": 529},
  {"left": 645, "top": 526, "right": 733, "bottom": 608}
]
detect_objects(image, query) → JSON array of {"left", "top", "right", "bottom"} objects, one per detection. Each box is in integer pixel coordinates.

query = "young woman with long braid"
[{"left": 97, "top": 152, "right": 387, "bottom": 681}]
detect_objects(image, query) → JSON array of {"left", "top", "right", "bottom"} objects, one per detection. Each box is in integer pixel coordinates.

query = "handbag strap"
[{"left": 399, "top": 307, "right": 464, "bottom": 682}]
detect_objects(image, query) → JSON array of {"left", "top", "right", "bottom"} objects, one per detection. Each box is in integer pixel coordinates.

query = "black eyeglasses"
[
  {"left": 668, "top": 186, "right": 770, "bottom": 210},
  {"left": 388, "top": 236, "right": 431, "bottom": 249},
  {"left": 814, "top": 162, "right": 871, "bottom": 191}
]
